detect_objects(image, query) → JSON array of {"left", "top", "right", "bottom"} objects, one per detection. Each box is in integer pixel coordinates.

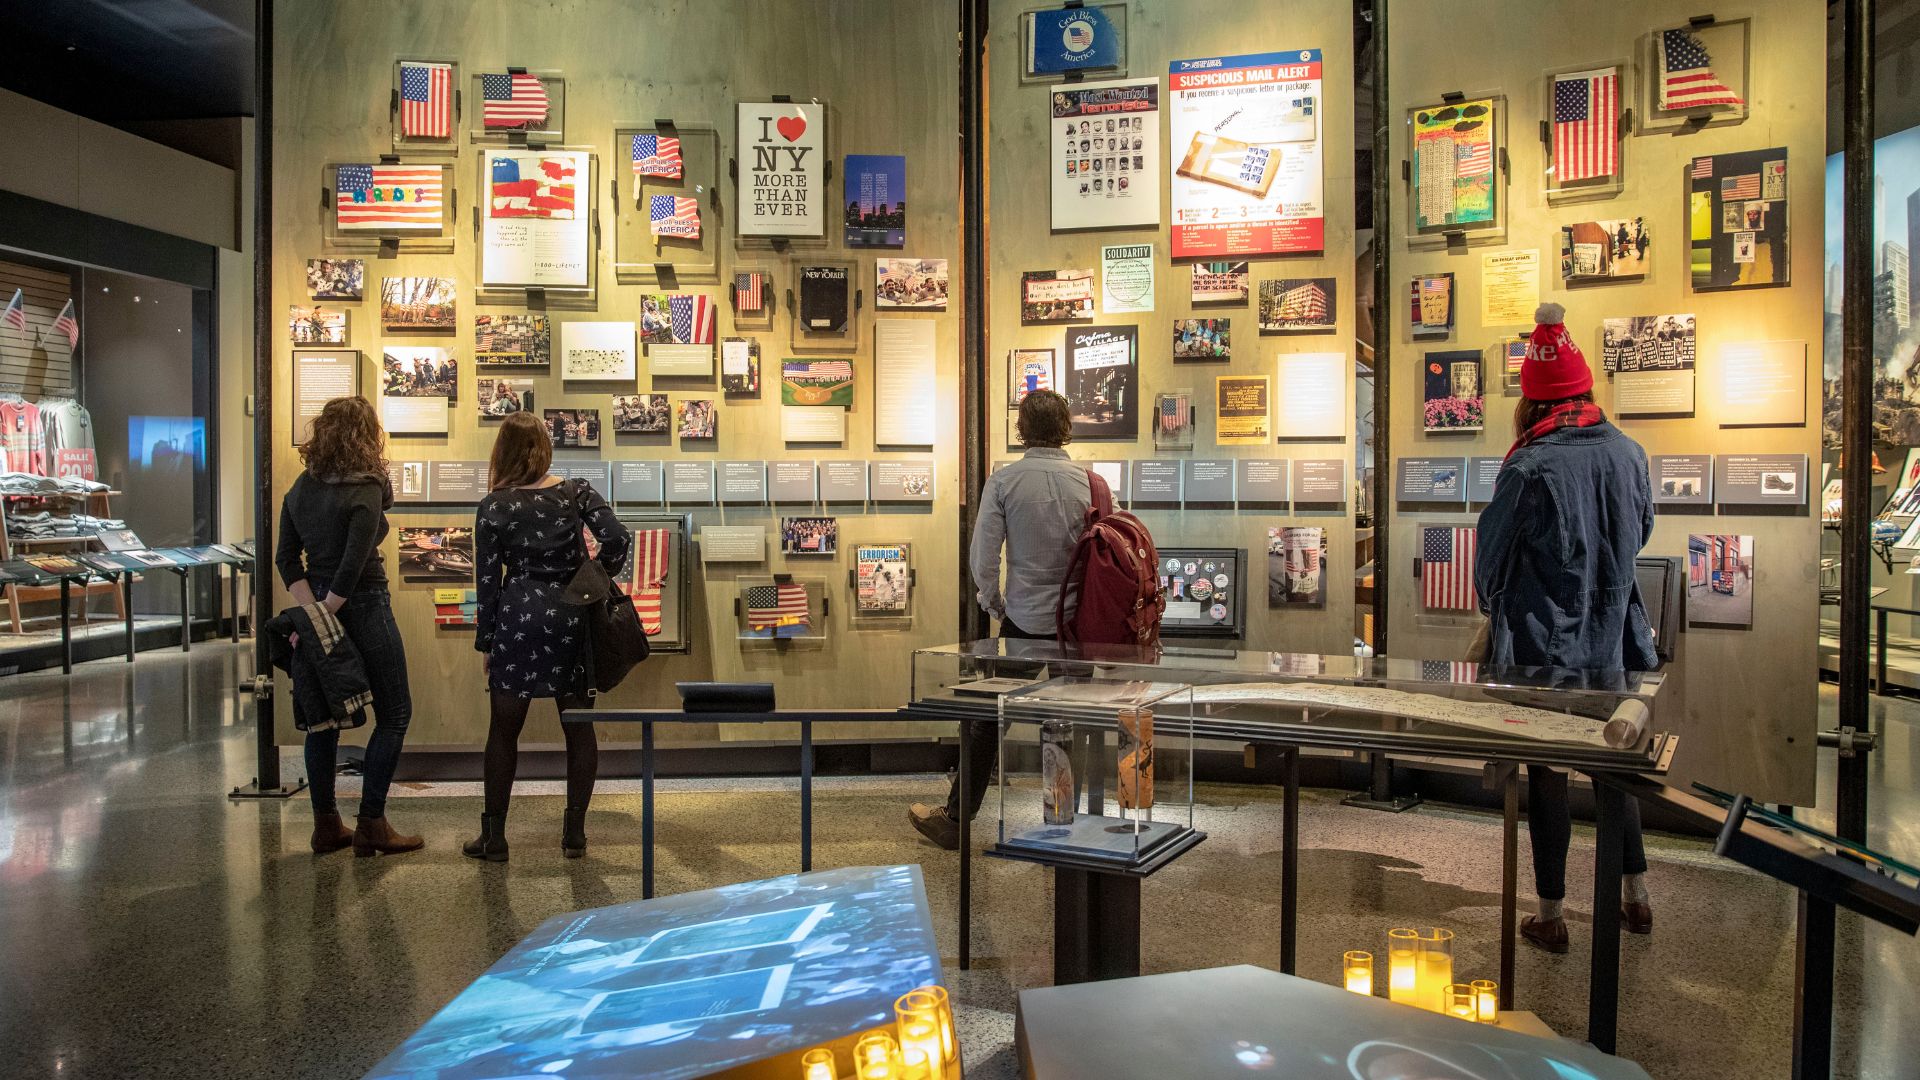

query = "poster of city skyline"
[{"left": 1824, "top": 124, "right": 1920, "bottom": 447}]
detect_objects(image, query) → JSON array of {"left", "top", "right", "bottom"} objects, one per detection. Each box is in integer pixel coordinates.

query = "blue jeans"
[{"left": 300, "top": 588, "right": 412, "bottom": 819}]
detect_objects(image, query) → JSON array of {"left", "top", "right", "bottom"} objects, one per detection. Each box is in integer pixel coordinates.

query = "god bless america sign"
[{"left": 737, "top": 101, "right": 826, "bottom": 238}]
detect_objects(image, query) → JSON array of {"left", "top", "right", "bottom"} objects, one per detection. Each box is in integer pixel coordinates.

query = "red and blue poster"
[{"left": 1168, "top": 50, "right": 1324, "bottom": 258}]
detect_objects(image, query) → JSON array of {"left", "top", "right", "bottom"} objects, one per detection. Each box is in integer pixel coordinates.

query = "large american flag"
[
  {"left": 490, "top": 155, "right": 576, "bottom": 219},
  {"left": 399, "top": 61, "right": 452, "bottom": 139},
  {"left": 1421, "top": 526, "right": 1478, "bottom": 611},
  {"left": 1553, "top": 69, "right": 1617, "bottom": 183},
  {"left": 628, "top": 528, "right": 671, "bottom": 635},
  {"left": 1, "top": 289, "right": 23, "bottom": 331},
  {"left": 631, "top": 133, "right": 683, "bottom": 178},
  {"left": 51, "top": 299, "right": 77, "bottom": 349},
  {"left": 649, "top": 195, "right": 701, "bottom": 239},
  {"left": 482, "top": 72, "right": 548, "bottom": 128},
  {"left": 669, "top": 294, "right": 715, "bottom": 344},
  {"left": 1721, "top": 173, "right": 1760, "bottom": 201},
  {"left": 1659, "top": 28, "right": 1743, "bottom": 111},
  {"left": 336, "top": 164, "right": 443, "bottom": 230},
  {"left": 735, "top": 271, "right": 767, "bottom": 313},
  {"left": 745, "top": 583, "right": 810, "bottom": 630}
]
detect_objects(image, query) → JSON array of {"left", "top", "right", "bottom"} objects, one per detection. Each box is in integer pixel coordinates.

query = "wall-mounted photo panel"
[
  {"left": 721, "top": 338, "right": 761, "bottom": 394},
  {"left": 853, "top": 543, "right": 913, "bottom": 624},
  {"left": 1689, "top": 147, "right": 1788, "bottom": 291},
  {"left": 1258, "top": 278, "right": 1337, "bottom": 334},
  {"left": 1191, "top": 261, "right": 1250, "bottom": 305},
  {"left": 1020, "top": 268, "right": 1094, "bottom": 323},
  {"left": 543, "top": 408, "right": 601, "bottom": 449},
  {"left": 1066, "top": 325, "right": 1138, "bottom": 438},
  {"left": 640, "top": 293, "right": 717, "bottom": 375},
  {"left": 289, "top": 305, "right": 347, "bottom": 345},
  {"left": 780, "top": 516, "right": 838, "bottom": 556},
  {"left": 1688, "top": 534, "right": 1754, "bottom": 629},
  {"left": 677, "top": 399, "right": 718, "bottom": 441},
  {"left": 474, "top": 315, "right": 551, "bottom": 365},
  {"left": 875, "top": 259, "right": 949, "bottom": 311},
  {"left": 1423, "top": 350, "right": 1484, "bottom": 434},
  {"left": 561, "top": 321, "right": 636, "bottom": 381},
  {"left": 1050, "top": 78, "right": 1160, "bottom": 231},
  {"left": 782, "top": 359, "right": 855, "bottom": 408},
  {"left": 1172, "top": 318, "right": 1230, "bottom": 361},
  {"left": 1268, "top": 527, "right": 1327, "bottom": 607},
  {"left": 1561, "top": 218, "right": 1649, "bottom": 281},
  {"left": 1601, "top": 314, "right": 1695, "bottom": 373},
  {"left": 380, "top": 276, "right": 456, "bottom": 332},
  {"left": 397, "top": 526, "right": 475, "bottom": 583},
  {"left": 476, "top": 378, "right": 533, "bottom": 420},
  {"left": 737, "top": 101, "right": 827, "bottom": 239},
  {"left": 306, "top": 259, "right": 365, "bottom": 300},
  {"left": 612, "top": 394, "right": 669, "bottom": 434},
  {"left": 1009, "top": 348, "right": 1057, "bottom": 406}
]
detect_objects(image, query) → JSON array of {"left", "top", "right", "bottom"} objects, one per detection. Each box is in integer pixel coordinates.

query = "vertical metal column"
[
  {"left": 1836, "top": 0, "right": 1875, "bottom": 846},
  {"left": 1369, "top": 0, "right": 1391, "bottom": 655},
  {"left": 957, "top": 0, "right": 989, "bottom": 647}
]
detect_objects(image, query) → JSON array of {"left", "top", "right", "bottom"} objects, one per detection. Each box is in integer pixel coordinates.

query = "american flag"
[
  {"left": 788, "top": 359, "right": 853, "bottom": 383},
  {"left": 1420, "top": 659, "right": 1480, "bottom": 683},
  {"left": 474, "top": 317, "right": 495, "bottom": 353},
  {"left": 51, "top": 299, "right": 77, "bottom": 349},
  {"left": 735, "top": 271, "right": 767, "bottom": 313},
  {"left": 631, "top": 133, "right": 683, "bottom": 178},
  {"left": 1552, "top": 69, "right": 1617, "bottom": 183},
  {"left": 1721, "top": 173, "right": 1760, "bottom": 201},
  {"left": 399, "top": 61, "right": 452, "bottom": 139},
  {"left": 628, "top": 528, "right": 671, "bottom": 635},
  {"left": 490, "top": 155, "right": 575, "bottom": 219},
  {"left": 1456, "top": 139, "right": 1492, "bottom": 178},
  {"left": 669, "top": 294, "right": 715, "bottom": 344},
  {"left": 481, "top": 72, "right": 548, "bottom": 128},
  {"left": 1274, "top": 281, "right": 1329, "bottom": 324},
  {"left": 336, "top": 164, "right": 443, "bottom": 230},
  {"left": 1420, "top": 525, "right": 1478, "bottom": 611},
  {"left": 649, "top": 195, "right": 701, "bottom": 239},
  {"left": 1, "top": 289, "right": 23, "bottom": 331},
  {"left": 745, "top": 582, "right": 810, "bottom": 630},
  {"left": 1691, "top": 156, "right": 1715, "bottom": 179},
  {"left": 1159, "top": 393, "right": 1187, "bottom": 433},
  {"left": 1659, "top": 28, "right": 1743, "bottom": 111}
]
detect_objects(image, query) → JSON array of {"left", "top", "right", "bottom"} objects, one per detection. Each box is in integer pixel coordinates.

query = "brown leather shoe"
[
  {"left": 909, "top": 803, "right": 960, "bottom": 851},
  {"left": 310, "top": 811, "right": 353, "bottom": 854},
  {"left": 1521, "top": 915, "right": 1569, "bottom": 954},
  {"left": 353, "top": 815, "right": 424, "bottom": 857},
  {"left": 1622, "top": 902, "right": 1653, "bottom": 934}
]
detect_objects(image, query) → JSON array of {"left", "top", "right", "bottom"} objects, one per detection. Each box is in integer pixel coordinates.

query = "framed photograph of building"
[{"left": 1258, "top": 278, "right": 1335, "bottom": 334}]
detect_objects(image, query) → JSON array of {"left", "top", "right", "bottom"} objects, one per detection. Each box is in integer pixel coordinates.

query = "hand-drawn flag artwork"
[
  {"left": 627, "top": 528, "right": 671, "bottom": 635},
  {"left": 1, "top": 289, "right": 23, "bottom": 331},
  {"left": 1420, "top": 525, "right": 1478, "bottom": 611},
  {"left": 1455, "top": 139, "right": 1491, "bottom": 178},
  {"left": 735, "top": 271, "right": 767, "bottom": 313},
  {"left": 1659, "top": 28, "right": 1743, "bottom": 112},
  {"left": 1552, "top": 69, "right": 1617, "bottom": 183},
  {"left": 648, "top": 195, "right": 702, "bottom": 239},
  {"left": 399, "top": 61, "right": 452, "bottom": 138},
  {"left": 669, "top": 294, "right": 715, "bottom": 344},
  {"left": 51, "top": 300, "right": 77, "bottom": 349},
  {"left": 630, "top": 133, "right": 683, "bottom": 179},
  {"left": 1720, "top": 173, "right": 1760, "bottom": 201},
  {"left": 481, "top": 72, "right": 549, "bottom": 129},
  {"left": 336, "top": 164, "right": 444, "bottom": 230},
  {"left": 490, "top": 156, "right": 576, "bottom": 219},
  {"left": 745, "top": 582, "right": 810, "bottom": 630}
]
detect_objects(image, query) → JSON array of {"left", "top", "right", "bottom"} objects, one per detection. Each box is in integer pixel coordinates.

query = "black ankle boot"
[
  {"left": 562, "top": 806, "right": 587, "bottom": 859},
  {"left": 462, "top": 814, "right": 509, "bottom": 862}
]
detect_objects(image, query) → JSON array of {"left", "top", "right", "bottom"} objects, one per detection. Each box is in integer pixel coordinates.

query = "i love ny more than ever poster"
[{"left": 738, "top": 102, "right": 826, "bottom": 238}]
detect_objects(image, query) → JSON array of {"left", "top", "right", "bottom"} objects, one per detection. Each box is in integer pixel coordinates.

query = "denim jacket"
[{"left": 1473, "top": 422, "right": 1658, "bottom": 672}]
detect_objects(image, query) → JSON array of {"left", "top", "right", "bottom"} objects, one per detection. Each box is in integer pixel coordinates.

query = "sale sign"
[
  {"left": 1168, "top": 50, "right": 1325, "bottom": 258},
  {"left": 737, "top": 101, "right": 826, "bottom": 238}
]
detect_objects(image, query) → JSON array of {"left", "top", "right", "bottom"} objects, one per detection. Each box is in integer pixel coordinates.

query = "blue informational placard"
[{"left": 1027, "top": 6, "right": 1120, "bottom": 75}]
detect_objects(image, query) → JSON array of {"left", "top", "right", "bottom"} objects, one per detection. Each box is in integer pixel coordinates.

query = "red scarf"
[{"left": 1505, "top": 400, "right": 1607, "bottom": 463}]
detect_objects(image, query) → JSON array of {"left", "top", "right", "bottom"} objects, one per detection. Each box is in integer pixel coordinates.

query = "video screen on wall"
[{"left": 128, "top": 416, "right": 207, "bottom": 472}]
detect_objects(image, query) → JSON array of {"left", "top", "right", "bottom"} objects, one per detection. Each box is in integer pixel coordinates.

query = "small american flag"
[
  {"left": 336, "top": 164, "right": 444, "bottom": 230},
  {"left": 745, "top": 582, "right": 810, "bottom": 630},
  {"left": 1552, "top": 69, "right": 1616, "bottom": 183},
  {"left": 1659, "top": 28, "right": 1743, "bottom": 112},
  {"left": 1691, "top": 156, "right": 1715, "bottom": 179},
  {"left": 1721, "top": 173, "right": 1760, "bottom": 201},
  {"left": 630, "top": 134, "right": 683, "bottom": 178},
  {"left": 649, "top": 195, "right": 702, "bottom": 239},
  {"left": 399, "top": 61, "right": 452, "bottom": 139},
  {"left": 481, "top": 72, "right": 548, "bottom": 128},
  {"left": 1420, "top": 525, "right": 1478, "bottom": 611},
  {"left": 51, "top": 299, "right": 77, "bottom": 349},
  {"left": 1, "top": 289, "right": 23, "bottom": 331},
  {"left": 628, "top": 528, "right": 671, "bottom": 635},
  {"left": 735, "top": 271, "right": 767, "bottom": 313},
  {"left": 669, "top": 294, "right": 715, "bottom": 344},
  {"left": 1420, "top": 659, "right": 1480, "bottom": 683},
  {"left": 1456, "top": 139, "right": 1491, "bottom": 178}
]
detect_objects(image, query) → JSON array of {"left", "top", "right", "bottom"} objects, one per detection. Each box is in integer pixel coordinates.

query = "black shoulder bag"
[{"left": 559, "top": 481, "right": 649, "bottom": 693}]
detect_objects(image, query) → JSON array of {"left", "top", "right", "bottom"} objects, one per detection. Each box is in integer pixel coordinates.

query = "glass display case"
[
  {"left": 991, "top": 676, "right": 1196, "bottom": 869},
  {"left": 911, "top": 639, "right": 1671, "bottom": 774}
]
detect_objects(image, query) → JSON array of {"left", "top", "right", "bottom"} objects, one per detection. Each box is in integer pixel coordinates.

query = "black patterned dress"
[{"left": 474, "top": 478, "right": 632, "bottom": 698}]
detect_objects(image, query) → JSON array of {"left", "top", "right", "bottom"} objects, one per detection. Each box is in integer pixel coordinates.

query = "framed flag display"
[
  {"left": 1419, "top": 525, "right": 1479, "bottom": 612},
  {"left": 1544, "top": 62, "right": 1626, "bottom": 200},
  {"left": 1688, "top": 147, "right": 1789, "bottom": 291},
  {"left": 468, "top": 69, "right": 565, "bottom": 143},
  {"left": 616, "top": 513, "right": 693, "bottom": 653},
  {"left": 735, "top": 577, "right": 827, "bottom": 643},
  {"left": 324, "top": 163, "right": 454, "bottom": 250},
  {"left": 1405, "top": 93, "right": 1507, "bottom": 246},
  {"left": 391, "top": 59, "right": 458, "bottom": 154},
  {"left": 737, "top": 101, "right": 829, "bottom": 240},
  {"left": 477, "top": 149, "right": 593, "bottom": 293},
  {"left": 1641, "top": 19, "right": 1749, "bottom": 131},
  {"left": 615, "top": 125, "right": 721, "bottom": 283},
  {"left": 731, "top": 267, "right": 775, "bottom": 330}
]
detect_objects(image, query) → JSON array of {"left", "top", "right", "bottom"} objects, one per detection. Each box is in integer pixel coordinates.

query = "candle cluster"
[
  {"left": 798, "top": 985, "right": 960, "bottom": 1080},
  {"left": 1353, "top": 929, "right": 1499, "bottom": 1023}
]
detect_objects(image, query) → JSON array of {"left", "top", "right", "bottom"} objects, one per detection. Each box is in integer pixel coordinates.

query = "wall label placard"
[
  {"left": 1464, "top": 456, "right": 1504, "bottom": 504},
  {"left": 1296, "top": 459, "right": 1345, "bottom": 503},
  {"left": 612, "top": 460, "right": 665, "bottom": 504},
  {"left": 1183, "top": 459, "right": 1235, "bottom": 503},
  {"left": 1129, "top": 459, "right": 1182, "bottom": 505},
  {"left": 1396, "top": 457, "right": 1466, "bottom": 502},
  {"left": 717, "top": 461, "right": 769, "bottom": 504},
  {"left": 1237, "top": 458, "right": 1290, "bottom": 507},
  {"left": 665, "top": 461, "right": 716, "bottom": 505},
  {"left": 700, "top": 525, "right": 766, "bottom": 563},
  {"left": 1650, "top": 454, "right": 1713, "bottom": 505},
  {"left": 428, "top": 460, "right": 490, "bottom": 503},
  {"left": 819, "top": 460, "right": 870, "bottom": 502},
  {"left": 1715, "top": 454, "right": 1807, "bottom": 506},
  {"left": 768, "top": 460, "right": 818, "bottom": 503},
  {"left": 871, "top": 462, "right": 935, "bottom": 503}
]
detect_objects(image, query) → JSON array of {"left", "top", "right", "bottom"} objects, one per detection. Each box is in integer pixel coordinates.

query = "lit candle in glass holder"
[
  {"left": 1472, "top": 980, "right": 1499, "bottom": 1024},
  {"left": 1342, "top": 950, "right": 1374, "bottom": 996},
  {"left": 1417, "top": 929, "right": 1455, "bottom": 1012},
  {"left": 855, "top": 1030, "right": 902, "bottom": 1080},
  {"left": 1386, "top": 929, "right": 1419, "bottom": 1005},
  {"left": 801, "top": 1047, "right": 838, "bottom": 1080},
  {"left": 1444, "top": 983, "right": 1476, "bottom": 1022},
  {"left": 894, "top": 989, "right": 943, "bottom": 1080}
]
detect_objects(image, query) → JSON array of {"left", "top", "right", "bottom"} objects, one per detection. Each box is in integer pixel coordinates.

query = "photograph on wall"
[
  {"left": 1008, "top": 348, "right": 1057, "bottom": 406},
  {"left": 383, "top": 347, "right": 455, "bottom": 398},
  {"left": 1654, "top": 22, "right": 1747, "bottom": 119},
  {"left": 721, "top": 339, "right": 761, "bottom": 394},
  {"left": 1561, "top": 218, "right": 1649, "bottom": 281},
  {"left": 1423, "top": 350, "right": 1484, "bottom": 433},
  {"left": 560, "top": 321, "right": 636, "bottom": 381},
  {"left": 306, "top": 259, "right": 365, "bottom": 300},
  {"left": 612, "top": 394, "right": 670, "bottom": 434},
  {"left": 1689, "top": 147, "right": 1788, "bottom": 290},
  {"left": 1549, "top": 65, "right": 1623, "bottom": 190},
  {"left": 875, "top": 259, "right": 948, "bottom": 310},
  {"left": 1191, "top": 261, "right": 1250, "bottom": 304},
  {"left": 476, "top": 378, "right": 533, "bottom": 419},
  {"left": 1154, "top": 389, "right": 1195, "bottom": 451},
  {"left": 335, "top": 163, "right": 445, "bottom": 233},
  {"left": 1020, "top": 268, "right": 1095, "bottom": 322},
  {"left": 1168, "top": 50, "right": 1325, "bottom": 257},
  {"left": 676, "top": 399, "right": 717, "bottom": 440},
  {"left": 474, "top": 314, "right": 551, "bottom": 365},
  {"left": 1049, "top": 78, "right": 1160, "bottom": 231},
  {"left": 1688, "top": 533, "right": 1754, "bottom": 629},
  {"left": 1409, "top": 97, "right": 1500, "bottom": 233},
  {"left": 1411, "top": 273, "right": 1454, "bottom": 339},
  {"left": 638, "top": 294, "right": 716, "bottom": 346},
  {"left": 781, "top": 359, "right": 855, "bottom": 407},
  {"left": 780, "top": 516, "right": 839, "bottom": 556},
  {"left": 1215, "top": 374, "right": 1272, "bottom": 445},
  {"left": 1065, "top": 325, "right": 1138, "bottom": 438},
  {"left": 483, "top": 150, "right": 589, "bottom": 288},
  {"left": 1821, "top": 125, "right": 1920, "bottom": 447},
  {"left": 737, "top": 101, "right": 826, "bottom": 239},
  {"left": 855, "top": 544, "right": 911, "bottom": 615},
  {"left": 1601, "top": 314, "right": 1696, "bottom": 373},
  {"left": 1267, "top": 526, "right": 1327, "bottom": 606},
  {"left": 397, "top": 527, "right": 475, "bottom": 584},
  {"left": 1258, "top": 278, "right": 1336, "bottom": 334},
  {"left": 1100, "top": 244, "right": 1154, "bottom": 314},
  {"left": 844, "top": 154, "right": 906, "bottom": 246},
  {"left": 543, "top": 408, "right": 601, "bottom": 449},
  {"left": 798, "top": 265, "right": 852, "bottom": 333},
  {"left": 380, "top": 276, "right": 456, "bottom": 332},
  {"left": 289, "top": 306, "right": 347, "bottom": 345},
  {"left": 1173, "top": 319, "right": 1230, "bottom": 361}
]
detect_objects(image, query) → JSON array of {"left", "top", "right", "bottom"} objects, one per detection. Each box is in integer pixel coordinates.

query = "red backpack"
[{"left": 1056, "top": 469, "right": 1164, "bottom": 647}]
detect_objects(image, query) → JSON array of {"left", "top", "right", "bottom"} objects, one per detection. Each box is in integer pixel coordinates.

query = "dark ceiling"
[{"left": 0, "top": 0, "right": 253, "bottom": 126}]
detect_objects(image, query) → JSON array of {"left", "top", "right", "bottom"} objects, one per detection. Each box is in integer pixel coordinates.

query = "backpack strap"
[
  {"left": 1085, "top": 467, "right": 1114, "bottom": 523},
  {"left": 1055, "top": 535, "right": 1090, "bottom": 647}
]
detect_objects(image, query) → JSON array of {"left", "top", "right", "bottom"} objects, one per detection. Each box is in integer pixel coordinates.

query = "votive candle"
[
  {"left": 894, "top": 989, "right": 944, "bottom": 1080},
  {"left": 1444, "top": 983, "right": 1476, "bottom": 1022},
  {"left": 1386, "top": 929, "right": 1419, "bottom": 1005},
  {"left": 1472, "top": 980, "right": 1499, "bottom": 1024},
  {"left": 855, "top": 1031, "right": 901, "bottom": 1080},
  {"left": 1417, "top": 929, "right": 1455, "bottom": 1013},
  {"left": 801, "top": 1047, "right": 837, "bottom": 1080},
  {"left": 1343, "top": 950, "right": 1374, "bottom": 996}
]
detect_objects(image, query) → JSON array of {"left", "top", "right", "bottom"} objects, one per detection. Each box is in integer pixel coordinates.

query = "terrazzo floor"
[{"left": 0, "top": 643, "right": 1916, "bottom": 1079}]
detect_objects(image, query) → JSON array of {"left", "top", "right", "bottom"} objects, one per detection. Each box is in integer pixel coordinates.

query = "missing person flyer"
[
  {"left": 1050, "top": 78, "right": 1160, "bottom": 231},
  {"left": 1168, "top": 50, "right": 1325, "bottom": 257}
]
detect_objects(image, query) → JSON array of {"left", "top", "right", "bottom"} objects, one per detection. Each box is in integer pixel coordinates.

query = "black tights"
[{"left": 484, "top": 690, "right": 598, "bottom": 817}]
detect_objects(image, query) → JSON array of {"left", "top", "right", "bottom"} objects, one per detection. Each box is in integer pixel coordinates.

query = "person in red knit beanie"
[{"left": 1521, "top": 302, "right": 1593, "bottom": 400}]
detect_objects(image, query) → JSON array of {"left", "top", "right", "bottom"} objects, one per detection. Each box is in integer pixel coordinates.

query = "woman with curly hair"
[{"left": 275, "top": 396, "right": 422, "bottom": 856}]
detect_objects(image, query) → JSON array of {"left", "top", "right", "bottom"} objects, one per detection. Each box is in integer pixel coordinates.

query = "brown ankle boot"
[
  {"left": 353, "top": 815, "right": 424, "bottom": 856},
  {"left": 310, "top": 811, "right": 354, "bottom": 853}
]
